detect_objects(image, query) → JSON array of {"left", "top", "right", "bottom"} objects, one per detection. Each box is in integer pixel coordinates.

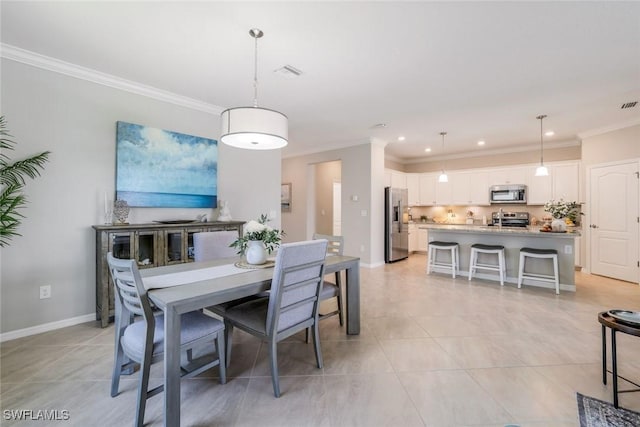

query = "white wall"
[
  {"left": 282, "top": 142, "right": 386, "bottom": 267},
  {"left": 0, "top": 58, "right": 280, "bottom": 335}
]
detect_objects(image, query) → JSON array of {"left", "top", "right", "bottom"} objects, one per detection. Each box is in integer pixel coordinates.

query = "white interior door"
[
  {"left": 589, "top": 161, "right": 639, "bottom": 283},
  {"left": 333, "top": 181, "right": 342, "bottom": 236}
]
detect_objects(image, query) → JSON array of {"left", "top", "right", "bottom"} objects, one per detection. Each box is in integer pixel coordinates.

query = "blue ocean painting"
[{"left": 116, "top": 122, "right": 217, "bottom": 208}]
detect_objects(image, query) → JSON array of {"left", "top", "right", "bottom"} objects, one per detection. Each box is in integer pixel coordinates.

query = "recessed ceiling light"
[
  {"left": 545, "top": 130, "right": 555, "bottom": 136},
  {"left": 477, "top": 140, "right": 485, "bottom": 146},
  {"left": 398, "top": 136, "right": 406, "bottom": 142},
  {"left": 424, "top": 147, "right": 431, "bottom": 153}
]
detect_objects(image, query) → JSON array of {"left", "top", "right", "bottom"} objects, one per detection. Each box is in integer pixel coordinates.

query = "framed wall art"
[
  {"left": 116, "top": 121, "right": 217, "bottom": 208},
  {"left": 281, "top": 183, "right": 291, "bottom": 212}
]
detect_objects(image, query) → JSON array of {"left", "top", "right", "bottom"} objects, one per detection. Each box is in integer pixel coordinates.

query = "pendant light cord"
[
  {"left": 537, "top": 114, "right": 546, "bottom": 165},
  {"left": 440, "top": 132, "right": 447, "bottom": 172},
  {"left": 250, "top": 28, "right": 264, "bottom": 108}
]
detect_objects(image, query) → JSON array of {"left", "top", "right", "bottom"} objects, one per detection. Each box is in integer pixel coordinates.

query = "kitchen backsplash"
[{"left": 408, "top": 205, "right": 581, "bottom": 226}]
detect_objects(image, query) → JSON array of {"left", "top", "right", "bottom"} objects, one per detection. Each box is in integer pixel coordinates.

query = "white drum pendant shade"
[{"left": 220, "top": 107, "right": 288, "bottom": 150}]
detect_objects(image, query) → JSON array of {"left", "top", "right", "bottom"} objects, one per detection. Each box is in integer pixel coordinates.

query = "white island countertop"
[{"left": 418, "top": 223, "right": 581, "bottom": 238}]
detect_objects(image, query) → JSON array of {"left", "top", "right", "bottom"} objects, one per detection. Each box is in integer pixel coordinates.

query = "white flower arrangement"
[
  {"left": 544, "top": 199, "right": 582, "bottom": 222},
  {"left": 231, "top": 214, "right": 284, "bottom": 255}
]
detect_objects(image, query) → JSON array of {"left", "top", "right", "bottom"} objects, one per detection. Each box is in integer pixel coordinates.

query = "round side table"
[{"left": 598, "top": 311, "right": 640, "bottom": 408}]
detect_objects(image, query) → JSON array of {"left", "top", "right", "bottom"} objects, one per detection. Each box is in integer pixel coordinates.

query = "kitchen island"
[{"left": 421, "top": 224, "right": 581, "bottom": 292}]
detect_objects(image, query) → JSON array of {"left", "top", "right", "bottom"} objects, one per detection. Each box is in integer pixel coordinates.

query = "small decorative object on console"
[
  {"left": 217, "top": 200, "right": 232, "bottom": 221},
  {"left": 113, "top": 199, "right": 130, "bottom": 224}
]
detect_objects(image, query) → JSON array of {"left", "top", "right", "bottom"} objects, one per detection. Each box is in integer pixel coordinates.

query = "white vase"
[
  {"left": 551, "top": 218, "right": 567, "bottom": 232},
  {"left": 245, "top": 240, "right": 267, "bottom": 265}
]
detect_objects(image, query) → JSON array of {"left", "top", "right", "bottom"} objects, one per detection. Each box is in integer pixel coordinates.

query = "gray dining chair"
[
  {"left": 193, "top": 230, "right": 239, "bottom": 261},
  {"left": 209, "top": 239, "right": 328, "bottom": 397},
  {"left": 107, "top": 253, "right": 226, "bottom": 427},
  {"left": 312, "top": 233, "right": 344, "bottom": 325}
]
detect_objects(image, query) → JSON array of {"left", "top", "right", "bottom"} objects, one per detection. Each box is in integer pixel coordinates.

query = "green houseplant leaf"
[{"left": 0, "top": 116, "right": 50, "bottom": 247}]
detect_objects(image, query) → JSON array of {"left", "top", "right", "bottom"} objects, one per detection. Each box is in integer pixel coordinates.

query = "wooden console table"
[{"left": 92, "top": 221, "right": 244, "bottom": 327}]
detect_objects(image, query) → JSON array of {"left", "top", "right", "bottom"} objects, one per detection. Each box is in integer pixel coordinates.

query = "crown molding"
[
  {"left": 0, "top": 43, "right": 224, "bottom": 115},
  {"left": 577, "top": 118, "right": 640, "bottom": 139}
]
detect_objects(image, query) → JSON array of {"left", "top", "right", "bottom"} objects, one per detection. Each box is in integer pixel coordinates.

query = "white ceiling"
[{"left": 2, "top": 1, "right": 639, "bottom": 161}]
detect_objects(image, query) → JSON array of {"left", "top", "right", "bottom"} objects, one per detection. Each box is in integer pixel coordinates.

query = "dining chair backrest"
[
  {"left": 193, "top": 231, "right": 239, "bottom": 261},
  {"left": 266, "top": 239, "right": 328, "bottom": 335},
  {"left": 312, "top": 233, "right": 344, "bottom": 256},
  {"left": 107, "top": 252, "right": 155, "bottom": 327}
]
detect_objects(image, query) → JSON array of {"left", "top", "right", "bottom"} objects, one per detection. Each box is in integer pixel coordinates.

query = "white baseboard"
[{"left": 0, "top": 313, "right": 96, "bottom": 343}]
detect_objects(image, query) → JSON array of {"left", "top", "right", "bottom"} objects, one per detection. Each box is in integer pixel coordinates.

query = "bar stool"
[
  {"left": 518, "top": 248, "right": 559, "bottom": 294},
  {"left": 468, "top": 244, "right": 506, "bottom": 286},
  {"left": 427, "top": 241, "right": 459, "bottom": 278}
]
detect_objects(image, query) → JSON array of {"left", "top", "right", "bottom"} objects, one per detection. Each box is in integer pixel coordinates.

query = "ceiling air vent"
[
  {"left": 274, "top": 65, "right": 303, "bottom": 79},
  {"left": 621, "top": 101, "right": 638, "bottom": 109}
]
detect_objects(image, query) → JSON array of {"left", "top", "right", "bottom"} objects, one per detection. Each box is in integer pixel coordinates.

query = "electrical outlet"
[
  {"left": 39, "top": 285, "right": 51, "bottom": 299},
  {"left": 360, "top": 245, "right": 365, "bottom": 252},
  {"left": 564, "top": 245, "right": 572, "bottom": 254},
  {"left": 361, "top": 210, "right": 367, "bottom": 217}
]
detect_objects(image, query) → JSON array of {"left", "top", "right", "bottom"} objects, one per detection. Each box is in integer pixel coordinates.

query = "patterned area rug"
[{"left": 577, "top": 393, "right": 640, "bottom": 427}]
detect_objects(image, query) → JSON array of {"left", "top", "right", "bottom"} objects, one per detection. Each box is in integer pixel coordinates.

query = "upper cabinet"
[
  {"left": 418, "top": 173, "right": 438, "bottom": 205},
  {"left": 385, "top": 161, "right": 579, "bottom": 206},
  {"left": 406, "top": 173, "right": 420, "bottom": 206},
  {"left": 526, "top": 162, "right": 580, "bottom": 205},
  {"left": 451, "top": 171, "right": 490, "bottom": 205},
  {"left": 487, "top": 166, "right": 528, "bottom": 186},
  {"left": 552, "top": 163, "right": 580, "bottom": 202}
]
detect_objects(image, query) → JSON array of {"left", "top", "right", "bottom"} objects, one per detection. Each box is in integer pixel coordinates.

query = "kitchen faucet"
[{"left": 498, "top": 208, "right": 503, "bottom": 227}]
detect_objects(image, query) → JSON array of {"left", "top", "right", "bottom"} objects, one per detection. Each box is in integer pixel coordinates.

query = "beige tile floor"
[{"left": 2, "top": 254, "right": 640, "bottom": 426}]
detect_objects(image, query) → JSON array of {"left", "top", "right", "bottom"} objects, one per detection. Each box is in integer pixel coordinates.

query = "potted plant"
[
  {"left": 230, "top": 213, "right": 284, "bottom": 264},
  {"left": 0, "top": 116, "right": 50, "bottom": 247}
]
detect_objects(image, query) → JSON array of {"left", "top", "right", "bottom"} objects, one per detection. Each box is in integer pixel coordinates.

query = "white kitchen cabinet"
[
  {"left": 435, "top": 179, "right": 452, "bottom": 205},
  {"left": 451, "top": 171, "right": 490, "bottom": 205},
  {"left": 390, "top": 170, "right": 407, "bottom": 189},
  {"left": 526, "top": 162, "right": 579, "bottom": 205},
  {"left": 384, "top": 169, "right": 392, "bottom": 188},
  {"left": 488, "top": 167, "right": 528, "bottom": 186},
  {"left": 406, "top": 173, "right": 420, "bottom": 206},
  {"left": 418, "top": 173, "right": 438, "bottom": 205},
  {"left": 526, "top": 165, "right": 552, "bottom": 205},
  {"left": 408, "top": 223, "right": 418, "bottom": 252},
  {"left": 417, "top": 227, "right": 428, "bottom": 252},
  {"left": 552, "top": 163, "right": 579, "bottom": 202}
]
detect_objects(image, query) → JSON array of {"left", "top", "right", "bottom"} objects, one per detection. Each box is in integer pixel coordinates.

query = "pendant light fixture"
[
  {"left": 220, "top": 28, "right": 288, "bottom": 150},
  {"left": 535, "top": 114, "right": 549, "bottom": 176},
  {"left": 438, "top": 132, "right": 448, "bottom": 183}
]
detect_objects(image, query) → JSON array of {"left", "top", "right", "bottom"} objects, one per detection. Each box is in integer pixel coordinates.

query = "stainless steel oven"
[{"left": 489, "top": 184, "right": 527, "bottom": 204}]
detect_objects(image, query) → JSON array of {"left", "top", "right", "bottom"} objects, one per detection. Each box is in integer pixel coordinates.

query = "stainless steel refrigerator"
[{"left": 384, "top": 187, "right": 409, "bottom": 263}]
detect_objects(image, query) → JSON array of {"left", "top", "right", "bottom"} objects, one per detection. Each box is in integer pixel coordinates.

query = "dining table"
[{"left": 142, "top": 254, "right": 361, "bottom": 427}]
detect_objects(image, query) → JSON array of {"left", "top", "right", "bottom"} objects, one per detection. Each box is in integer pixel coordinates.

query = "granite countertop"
[{"left": 419, "top": 223, "right": 581, "bottom": 237}]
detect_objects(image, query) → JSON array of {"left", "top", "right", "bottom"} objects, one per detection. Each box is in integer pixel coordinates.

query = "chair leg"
[
  {"left": 135, "top": 349, "right": 153, "bottom": 427},
  {"left": 217, "top": 329, "right": 226, "bottom": 384},
  {"left": 498, "top": 251, "right": 505, "bottom": 286},
  {"left": 517, "top": 253, "right": 524, "bottom": 288},
  {"left": 468, "top": 249, "right": 476, "bottom": 281},
  {"left": 426, "top": 246, "right": 432, "bottom": 274},
  {"left": 268, "top": 340, "right": 280, "bottom": 398},
  {"left": 224, "top": 320, "right": 234, "bottom": 368},
  {"left": 450, "top": 247, "right": 456, "bottom": 278},
  {"left": 312, "top": 321, "right": 324, "bottom": 370},
  {"left": 110, "top": 337, "right": 125, "bottom": 397},
  {"left": 553, "top": 255, "right": 560, "bottom": 295}
]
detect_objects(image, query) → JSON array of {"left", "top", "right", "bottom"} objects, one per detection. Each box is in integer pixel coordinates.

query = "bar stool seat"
[
  {"left": 427, "top": 241, "right": 459, "bottom": 278},
  {"left": 518, "top": 247, "right": 559, "bottom": 294},
  {"left": 468, "top": 243, "right": 506, "bottom": 286}
]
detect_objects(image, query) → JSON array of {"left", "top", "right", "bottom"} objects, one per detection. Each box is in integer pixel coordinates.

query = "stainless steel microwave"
[{"left": 489, "top": 184, "right": 527, "bottom": 204}]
